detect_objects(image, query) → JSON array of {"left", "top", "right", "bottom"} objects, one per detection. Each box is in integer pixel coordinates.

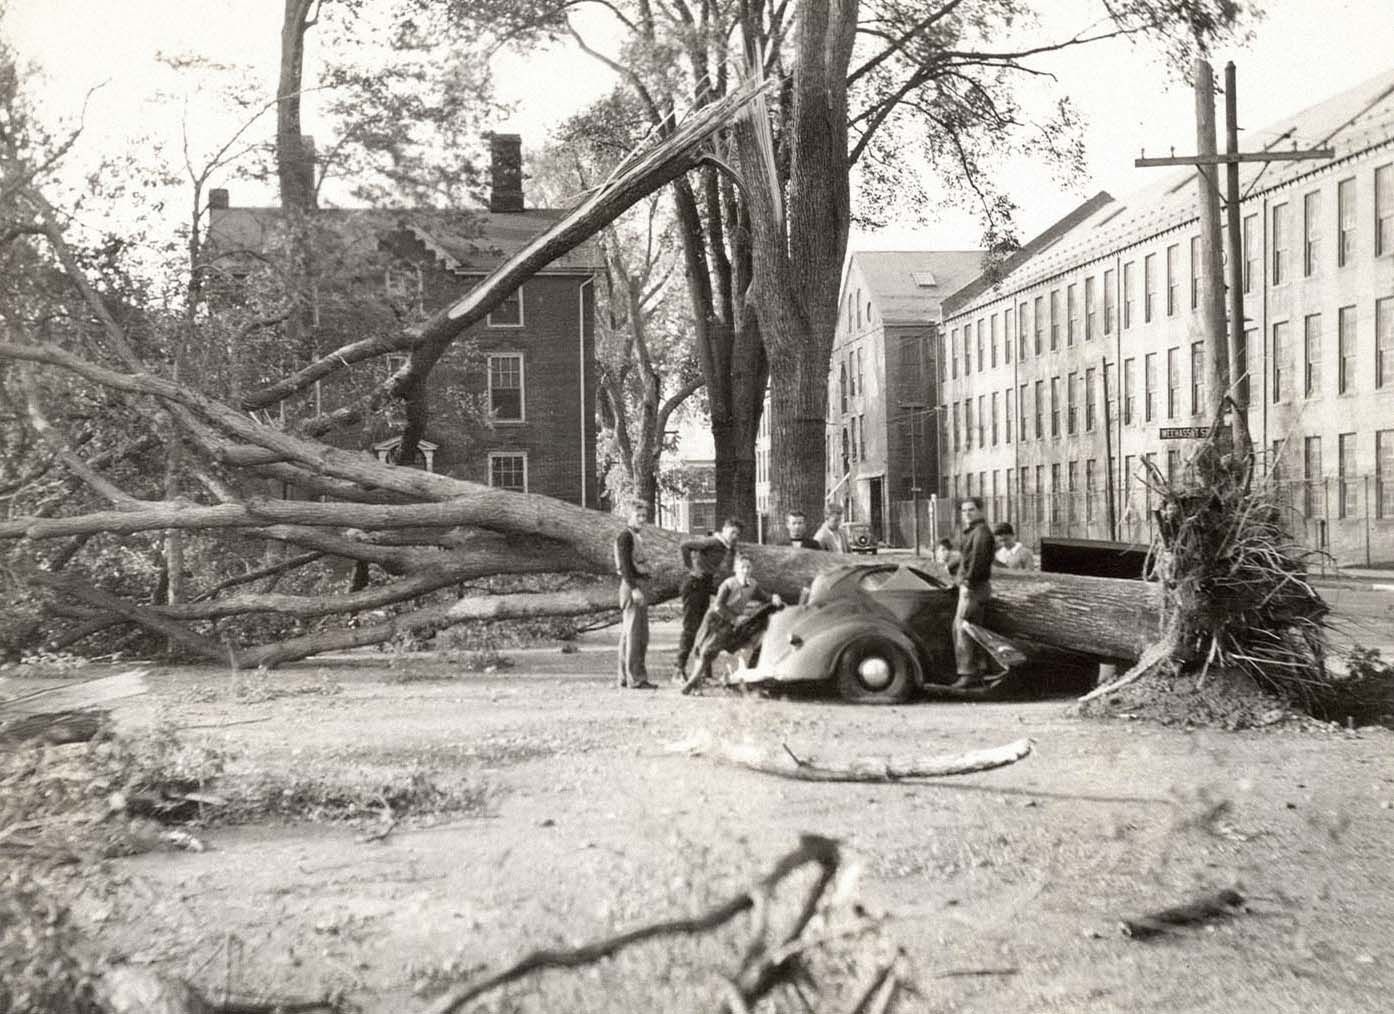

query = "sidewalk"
[{"left": 1309, "top": 565, "right": 1394, "bottom": 591}]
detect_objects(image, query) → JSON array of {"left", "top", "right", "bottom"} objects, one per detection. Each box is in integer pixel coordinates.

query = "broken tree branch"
[
  {"left": 668, "top": 733, "right": 1033, "bottom": 782},
  {"left": 425, "top": 834, "right": 841, "bottom": 1014},
  {"left": 241, "top": 77, "right": 777, "bottom": 422}
]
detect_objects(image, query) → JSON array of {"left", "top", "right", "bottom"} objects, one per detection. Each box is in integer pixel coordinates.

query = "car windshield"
[{"left": 857, "top": 567, "right": 942, "bottom": 593}]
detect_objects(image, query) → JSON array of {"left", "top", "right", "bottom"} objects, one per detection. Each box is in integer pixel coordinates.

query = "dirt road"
[{"left": 68, "top": 619, "right": 1394, "bottom": 1012}]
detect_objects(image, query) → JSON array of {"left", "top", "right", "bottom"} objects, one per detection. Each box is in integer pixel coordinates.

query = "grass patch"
[{"left": 0, "top": 724, "right": 492, "bottom": 862}]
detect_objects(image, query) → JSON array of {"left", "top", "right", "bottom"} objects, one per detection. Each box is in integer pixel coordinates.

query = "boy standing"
[
  {"left": 813, "top": 503, "right": 849, "bottom": 553},
  {"left": 992, "top": 522, "right": 1034, "bottom": 570},
  {"left": 673, "top": 518, "right": 741, "bottom": 681},
  {"left": 613, "top": 501, "right": 656, "bottom": 689},
  {"left": 952, "top": 498, "right": 995, "bottom": 689}
]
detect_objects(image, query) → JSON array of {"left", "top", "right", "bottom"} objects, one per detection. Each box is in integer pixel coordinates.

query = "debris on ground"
[{"left": 1120, "top": 888, "right": 1246, "bottom": 940}]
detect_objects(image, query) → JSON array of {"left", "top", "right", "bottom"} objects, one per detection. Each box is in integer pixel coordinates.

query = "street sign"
[{"left": 1159, "top": 426, "right": 1209, "bottom": 440}]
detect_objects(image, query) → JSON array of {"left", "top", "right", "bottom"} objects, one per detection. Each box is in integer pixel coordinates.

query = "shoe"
[
  {"left": 950, "top": 674, "right": 985, "bottom": 690},
  {"left": 630, "top": 680, "right": 659, "bottom": 690}
]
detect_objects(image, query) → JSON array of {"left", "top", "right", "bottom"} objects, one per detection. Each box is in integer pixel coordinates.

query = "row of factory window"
[
  {"left": 945, "top": 162, "right": 1394, "bottom": 379},
  {"left": 951, "top": 428, "right": 1394, "bottom": 522},
  {"left": 949, "top": 346, "right": 1209, "bottom": 451},
  {"left": 949, "top": 295, "right": 1394, "bottom": 451}
]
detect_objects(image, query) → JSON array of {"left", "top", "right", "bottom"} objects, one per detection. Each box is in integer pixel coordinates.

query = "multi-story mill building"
[{"left": 937, "top": 68, "right": 1394, "bottom": 564}]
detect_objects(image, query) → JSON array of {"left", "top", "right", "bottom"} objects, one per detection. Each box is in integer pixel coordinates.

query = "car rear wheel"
[{"left": 835, "top": 635, "right": 917, "bottom": 704}]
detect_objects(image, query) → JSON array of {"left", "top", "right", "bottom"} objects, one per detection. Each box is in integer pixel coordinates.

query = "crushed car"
[{"left": 726, "top": 563, "right": 1027, "bottom": 704}]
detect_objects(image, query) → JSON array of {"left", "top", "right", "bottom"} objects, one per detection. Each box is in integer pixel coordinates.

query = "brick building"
[
  {"left": 826, "top": 249, "right": 985, "bottom": 545},
  {"left": 938, "top": 68, "right": 1394, "bottom": 565},
  {"left": 205, "top": 135, "right": 599, "bottom": 507}
]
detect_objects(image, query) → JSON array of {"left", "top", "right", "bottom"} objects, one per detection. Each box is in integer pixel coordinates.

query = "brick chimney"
[
  {"left": 208, "top": 188, "right": 229, "bottom": 210},
  {"left": 488, "top": 133, "right": 524, "bottom": 213}
]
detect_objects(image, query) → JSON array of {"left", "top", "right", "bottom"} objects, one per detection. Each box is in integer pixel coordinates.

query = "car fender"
[{"left": 960, "top": 620, "right": 1028, "bottom": 672}]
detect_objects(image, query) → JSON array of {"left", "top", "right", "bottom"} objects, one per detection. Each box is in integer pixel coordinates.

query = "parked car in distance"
[
  {"left": 728, "top": 563, "right": 1026, "bottom": 704},
  {"left": 843, "top": 521, "right": 879, "bottom": 555}
]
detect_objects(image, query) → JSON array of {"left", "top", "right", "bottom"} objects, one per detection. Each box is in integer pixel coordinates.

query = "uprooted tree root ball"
[{"left": 1082, "top": 404, "right": 1393, "bottom": 728}]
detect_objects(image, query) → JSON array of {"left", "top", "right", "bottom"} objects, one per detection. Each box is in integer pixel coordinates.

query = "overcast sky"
[{"left": 6, "top": 0, "right": 1393, "bottom": 250}]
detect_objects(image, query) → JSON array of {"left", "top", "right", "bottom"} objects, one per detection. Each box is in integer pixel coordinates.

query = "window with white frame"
[
  {"left": 1377, "top": 295, "right": 1394, "bottom": 388},
  {"left": 1272, "top": 203, "right": 1289, "bottom": 284},
  {"left": 488, "top": 451, "right": 527, "bottom": 492},
  {"left": 487, "top": 286, "right": 524, "bottom": 327},
  {"left": 1303, "top": 190, "right": 1321, "bottom": 277},
  {"left": 1338, "top": 178, "right": 1355, "bottom": 267},
  {"left": 1376, "top": 163, "right": 1393, "bottom": 257},
  {"left": 488, "top": 353, "right": 524, "bottom": 422}
]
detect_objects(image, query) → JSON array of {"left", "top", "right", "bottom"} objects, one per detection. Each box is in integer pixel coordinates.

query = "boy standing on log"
[
  {"left": 952, "top": 498, "right": 994, "bottom": 690},
  {"left": 672, "top": 518, "right": 742, "bottom": 681},
  {"left": 613, "top": 501, "right": 656, "bottom": 690}
]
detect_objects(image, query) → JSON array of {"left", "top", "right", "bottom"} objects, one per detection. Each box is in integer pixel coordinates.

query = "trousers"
[
  {"left": 675, "top": 573, "right": 715, "bottom": 671},
  {"left": 616, "top": 580, "right": 649, "bottom": 687},
  {"left": 952, "top": 582, "right": 992, "bottom": 676}
]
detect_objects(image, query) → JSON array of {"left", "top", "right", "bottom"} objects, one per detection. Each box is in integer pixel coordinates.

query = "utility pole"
[
  {"left": 1222, "top": 61, "right": 1253, "bottom": 454},
  {"left": 1192, "top": 59, "right": 1231, "bottom": 449},
  {"left": 1135, "top": 59, "right": 1334, "bottom": 456}
]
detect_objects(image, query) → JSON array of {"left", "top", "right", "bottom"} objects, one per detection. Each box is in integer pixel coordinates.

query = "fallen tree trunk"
[
  {"left": 0, "top": 69, "right": 1157, "bottom": 671},
  {"left": 678, "top": 547, "right": 1163, "bottom": 663}
]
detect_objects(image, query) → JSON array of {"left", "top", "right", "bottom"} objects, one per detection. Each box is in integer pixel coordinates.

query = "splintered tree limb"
[
  {"left": 667, "top": 733, "right": 1033, "bottom": 782},
  {"left": 425, "top": 834, "right": 841, "bottom": 1014},
  {"left": 241, "top": 78, "right": 778, "bottom": 422}
]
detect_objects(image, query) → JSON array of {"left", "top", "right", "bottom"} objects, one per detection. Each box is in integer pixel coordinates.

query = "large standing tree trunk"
[{"left": 735, "top": 3, "right": 856, "bottom": 541}]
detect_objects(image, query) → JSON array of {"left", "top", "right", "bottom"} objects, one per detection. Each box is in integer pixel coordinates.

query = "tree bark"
[{"left": 734, "top": 4, "right": 856, "bottom": 538}]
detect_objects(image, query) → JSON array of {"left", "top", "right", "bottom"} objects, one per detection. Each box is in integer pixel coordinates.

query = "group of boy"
[
  {"left": 611, "top": 501, "right": 851, "bottom": 690},
  {"left": 612, "top": 497, "right": 1031, "bottom": 692}
]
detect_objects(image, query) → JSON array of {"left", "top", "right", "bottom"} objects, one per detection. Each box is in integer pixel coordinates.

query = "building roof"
[
  {"left": 849, "top": 249, "right": 987, "bottom": 324},
  {"left": 206, "top": 205, "right": 599, "bottom": 274},
  {"left": 942, "top": 191, "right": 1113, "bottom": 316},
  {"left": 946, "top": 65, "right": 1394, "bottom": 311}
]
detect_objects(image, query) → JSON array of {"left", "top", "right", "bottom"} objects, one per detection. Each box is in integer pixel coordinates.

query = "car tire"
[{"left": 835, "top": 635, "right": 917, "bottom": 704}]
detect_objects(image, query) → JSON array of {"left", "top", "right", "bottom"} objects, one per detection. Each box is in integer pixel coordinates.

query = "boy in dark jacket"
[
  {"left": 952, "top": 498, "right": 995, "bottom": 689},
  {"left": 613, "top": 501, "right": 656, "bottom": 689}
]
